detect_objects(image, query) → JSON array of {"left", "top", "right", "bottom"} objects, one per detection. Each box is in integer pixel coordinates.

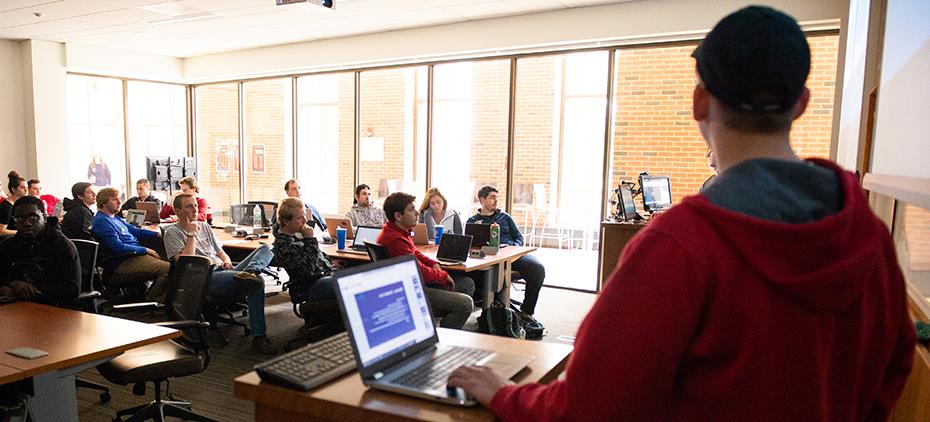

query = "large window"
[
  {"left": 431, "top": 60, "right": 511, "bottom": 217},
  {"left": 195, "top": 83, "right": 241, "bottom": 218},
  {"left": 126, "top": 81, "right": 187, "bottom": 187},
  {"left": 358, "top": 67, "right": 428, "bottom": 207},
  {"left": 243, "top": 78, "right": 293, "bottom": 203},
  {"left": 513, "top": 51, "right": 609, "bottom": 252},
  {"left": 296, "top": 72, "right": 356, "bottom": 215},
  {"left": 67, "top": 75, "right": 127, "bottom": 196}
]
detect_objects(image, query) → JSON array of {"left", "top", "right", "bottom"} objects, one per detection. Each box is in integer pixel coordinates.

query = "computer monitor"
[
  {"left": 639, "top": 174, "right": 672, "bottom": 213},
  {"left": 617, "top": 185, "right": 637, "bottom": 221}
]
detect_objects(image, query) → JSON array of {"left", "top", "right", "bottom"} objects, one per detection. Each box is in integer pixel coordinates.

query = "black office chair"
[
  {"left": 364, "top": 241, "right": 390, "bottom": 262},
  {"left": 202, "top": 292, "right": 251, "bottom": 346},
  {"left": 70, "top": 239, "right": 112, "bottom": 403},
  {"left": 96, "top": 255, "right": 217, "bottom": 422}
]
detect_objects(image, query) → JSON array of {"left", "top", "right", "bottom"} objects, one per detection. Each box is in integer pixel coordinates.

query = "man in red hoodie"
[
  {"left": 377, "top": 192, "right": 475, "bottom": 329},
  {"left": 449, "top": 6, "right": 915, "bottom": 421}
]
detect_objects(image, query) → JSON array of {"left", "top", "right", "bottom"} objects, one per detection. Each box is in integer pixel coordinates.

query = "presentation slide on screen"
[{"left": 356, "top": 281, "right": 416, "bottom": 348}]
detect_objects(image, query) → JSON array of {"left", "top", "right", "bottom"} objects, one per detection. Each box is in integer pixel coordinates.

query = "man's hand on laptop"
[{"left": 448, "top": 365, "right": 513, "bottom": 408}]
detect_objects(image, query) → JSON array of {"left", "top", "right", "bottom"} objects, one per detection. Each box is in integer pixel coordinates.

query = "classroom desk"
[
  {"left": 0, "top": 302, "right": 179, "bottom": 422},
  {"left": 597, "top": 221, "right": 648, "bottom": 292},
  {"left": 234, "top": 328, "right": 573, "bottom": 422},
  {"left": 320, "top": 244, "right": 537, "bottom": 307}
]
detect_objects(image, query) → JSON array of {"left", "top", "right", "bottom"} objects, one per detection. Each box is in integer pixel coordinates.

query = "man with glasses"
[{"left": 0, "top": 196, "right": 80, "bottom": 306}]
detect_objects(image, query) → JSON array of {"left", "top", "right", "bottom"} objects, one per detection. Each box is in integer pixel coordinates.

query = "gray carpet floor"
[{"left": 75, "top": 282, "right": 596, "bottom": 421}]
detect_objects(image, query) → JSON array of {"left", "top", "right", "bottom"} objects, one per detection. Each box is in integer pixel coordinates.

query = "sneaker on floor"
[
  {"left": 234, "top": 271, "right": 263, "bottom": 289},
  {"left": 251, "top": 336, "right": 278, "bottom": 355}
]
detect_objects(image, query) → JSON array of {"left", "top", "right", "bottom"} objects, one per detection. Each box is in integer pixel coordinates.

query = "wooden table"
[
  {"left": 322, "top": 244, "right": 537, "bottom": 307},
  {"left": 0, "top": 302, "right": 179, "bottom": 421},
  {"left": 235, "top": 328, "right": 573, "bottom": 421}
]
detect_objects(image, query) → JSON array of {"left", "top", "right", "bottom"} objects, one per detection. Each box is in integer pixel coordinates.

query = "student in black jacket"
[
  {"left": 61, "top": 182, "right": 96, "bottom": 240},
  {"left": 0, "top": 196, "right": 80, "bottom": 306},
  {"left": 120, "top": 178, "right": 164, "bottom": 212}
]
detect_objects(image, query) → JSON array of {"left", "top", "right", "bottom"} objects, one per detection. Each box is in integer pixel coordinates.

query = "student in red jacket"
[
  {"left": 377, "top": 192, "right": 475, "bottom": 329},
  {"left": 160, "top": 176, "right": 209, "bottom": 222},
  {"left": 449, "top": 6, "right": 915, "bottom": 421}
]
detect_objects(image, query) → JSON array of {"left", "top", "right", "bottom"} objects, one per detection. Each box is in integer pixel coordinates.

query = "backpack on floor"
[
  {"left": 509, "top": 299, "right": 545, "bottom": 340},
  {"left": 478, "top": 302, "right": 525, "bottom": 339}
]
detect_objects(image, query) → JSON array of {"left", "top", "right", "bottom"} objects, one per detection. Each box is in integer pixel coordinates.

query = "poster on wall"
[
  {"left": 216, "top": 141, "right": 240, "bottom": 177},
  {"left": 252, "top": 144, "right": 265, "bottom": 173},
  {"left": 360, "top": 137, "right": 384, "bottom": 162}
]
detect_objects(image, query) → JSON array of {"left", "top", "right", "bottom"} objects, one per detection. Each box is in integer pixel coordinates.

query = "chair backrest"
[
  {"left": 71, "top": 239, "right": 99, "bottom": 293},
  {"left": 364, "top": 241, "right": 390, "bottom": 262},
  {"left": 164, "top": 255, "right": 213, "bottom": 341}
]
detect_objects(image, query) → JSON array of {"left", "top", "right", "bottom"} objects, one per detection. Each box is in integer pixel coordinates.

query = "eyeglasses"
[{"left": 13, "top": 214, "right": 41, "bottom": 225}]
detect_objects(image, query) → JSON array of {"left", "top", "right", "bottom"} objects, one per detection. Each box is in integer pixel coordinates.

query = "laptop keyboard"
[
  {"left": 394, "top": 347, "right": 492, "bottom": 390},
  {"left": 255, "top": 333, "right": 356, "bottom": 391}
]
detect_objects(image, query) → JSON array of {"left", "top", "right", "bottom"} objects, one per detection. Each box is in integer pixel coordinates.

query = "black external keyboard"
[{"left": 255, "top": 332, "right": 356, "bottom": 391}]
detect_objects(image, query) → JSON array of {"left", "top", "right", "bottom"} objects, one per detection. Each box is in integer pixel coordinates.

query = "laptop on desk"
[
  {"left": 335, "top": 255, "right": 533, "bottom": 406},
  {"left": 435, "top": 233, "right": 472, "bottom": 266},
  {"left": 339, "top": 225, "right": 381, "bottom": 255},
  {"left": 325, "top": 217, "right": 355, "bottom": 239},
  {"left": 133, "top": 202, "right": 160, "bottom": 224},
  {"left": 125, "top": 209, "right": 147, "bottom": 227},
  {"left": 411, "top": 223, "right": 432, "bottom": 246},
  {"left": 464, "top": 223, "right": 490, "bottom": 248}
]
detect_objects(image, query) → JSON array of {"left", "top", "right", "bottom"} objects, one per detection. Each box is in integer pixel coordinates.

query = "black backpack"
[{"left": 477, "top": 302, "right": 525, "bottom": 339}]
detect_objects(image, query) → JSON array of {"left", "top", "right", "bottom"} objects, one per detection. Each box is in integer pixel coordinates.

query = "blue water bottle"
[{"left": 434, "top": 226, "right": 444, "bottom": 245}]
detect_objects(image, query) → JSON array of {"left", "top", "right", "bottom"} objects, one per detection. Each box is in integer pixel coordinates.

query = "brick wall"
[
  {"left": 611, "top": 34, "right": 838, "bottom": 207},
  {"left": 195, "top": 83, "right": 240, "bottom": 216},
  {"left": 243, "top": 78, "right": 291, "bottom": 203}
]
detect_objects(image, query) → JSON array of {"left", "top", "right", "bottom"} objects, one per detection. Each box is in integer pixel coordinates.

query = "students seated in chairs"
[
  {"left": 163, "top": 193, "right": 276, "bottom": 354},
  {"left": 26, "top": 178, "right": 55, "bottom": 216},
  {"left": 0, "top": 171, "right": 28, "bottom": 237},
  {"left": 418, "top": 187, "right": 463, "bottom": 240},
  {"left": 0, "top": 196, "right": 79, "bottom": 306},
  {"left": 61, "top": 182, "right": 96, "bottom": 240},
  {"left": 91, "top": 188, "right": 170, "bottom": 302},
  {"left": 468, "top": 185, "right": 545, "bottom": 317},
  {"left": 159, "top": 176, "right": 209, "bottom": 222},
  {"left": 378, "top": 192, "right": 474, "bottom": 329},
  {"left": 278, "top": 179, "right": 328, "bottom": 234},
  {"left": 345, "top": 183, "right": 386, "bottom": 228},
  {"left": 121, "top": 178, "right": 164, "bottom": 213},
  {"left": 273, "top": 197, "right": 339, "bottom": 301}
]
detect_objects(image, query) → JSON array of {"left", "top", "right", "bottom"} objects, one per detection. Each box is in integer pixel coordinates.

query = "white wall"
[
  {"left": 870, "top": 0, "right": 930, "bottom": 178},
  {"left": 21, "top": 40, "right": 71, "bottom": 197},
  {"left": 185, "top": 0, "right": 846, "bottom": 83},
  {"left": 834, "top": 0, "right": 870, "bottom": 170},
  {"left": 0, "top": 40, "right": 27, "bottom": 185},
  {"left": 66, "top": 43, "right": 184, "bottom": 83}
]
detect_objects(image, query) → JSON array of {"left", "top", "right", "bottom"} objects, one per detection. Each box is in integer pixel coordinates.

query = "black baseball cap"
[{"left": 692, "top": 6, "right": 810, "bottom": 113}]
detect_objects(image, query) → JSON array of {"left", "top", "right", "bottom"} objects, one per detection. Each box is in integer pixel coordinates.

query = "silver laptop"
[
  {"left": 411, "top": 223, "right": 432, "bottom": 246},
  {"left": 125, "top": 209, "right": 147, "bottom": 227},
  {"left": 340, "top": 225, "right": 381, "bottom": 255},
  {"left": 435, "top": 233, "right": 472, "bottom": 266},
  {"left": 335, "top": 255, "right": 533, "bottom": 406},
  {"left": 133, "top": 201, "right": 160, "bottom": 224}
]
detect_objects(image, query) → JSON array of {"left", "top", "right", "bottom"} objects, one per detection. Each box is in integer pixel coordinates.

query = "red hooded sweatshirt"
[
  {"left": 491, "top": 159, "right": 915, "bottom": 421},
  {"left": 378, "top": 222, "right": 451, "bottom": 288}
]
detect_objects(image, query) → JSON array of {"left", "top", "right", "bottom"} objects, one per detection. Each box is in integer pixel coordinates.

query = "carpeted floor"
[{"left": 75, "top": 281, "right": 597, "bottom": 421}]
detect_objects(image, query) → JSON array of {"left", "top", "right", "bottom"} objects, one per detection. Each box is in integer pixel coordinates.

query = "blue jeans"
[
  {"left": 512, "top": 254, "right": 545, "bottom": 315},
  {"left": 207, "top": 244, "right": 273, "bottom": 337}
]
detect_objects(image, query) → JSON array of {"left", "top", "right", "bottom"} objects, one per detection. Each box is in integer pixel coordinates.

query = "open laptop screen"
[
  {"left": 337, "top": 257, "right": 434, "bottom": 367},
  {"left": 351, "top": 226, "right": 382, "bottom": 249}
]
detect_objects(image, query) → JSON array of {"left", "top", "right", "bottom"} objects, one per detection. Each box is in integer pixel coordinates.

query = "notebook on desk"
[{"left": 335, "top": 255, "right": 533, "bottom": 406}]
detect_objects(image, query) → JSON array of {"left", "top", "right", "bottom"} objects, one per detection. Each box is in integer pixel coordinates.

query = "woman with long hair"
[
  {"left": 0, "top": 171, "right": 28, "bottom": 236},
  {"left": 417, "top": 187, "right": 463, "bottom": 240}
]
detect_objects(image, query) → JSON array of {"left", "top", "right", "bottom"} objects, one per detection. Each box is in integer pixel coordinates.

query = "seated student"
[
  {"left": 121, "top": 178, "right": 164, "bottom": 212},
  {"left": 163, "top": 193, "right": 276, "bottom": 354},
  {"left": 468, "top": 185, "right": 545, "bottom": 317},
  {"left": 418, "top": 187, "right": 463, "bottom": 240},
  {"left": 27, "top": 178, "right": 58, "bottom": 216},
  {"left": 345, "top": 184, "right": 386, "bottom": 227},
  {"left": 159, "top": 176, "right": 209, "bottom": 221},
  {"left": 273, "top": 198, "right": 339, "bottom": 301},
  {"left": 0, "top": 171, "right": 28, "bottom": 237},
  {"left": 91, "top": 188, "right": 170, "bottom": 302},
  {"left": 279, "top": 179, "right": 327, "bottom": 232},
  {"left": 378, "top": 192, "right": 475, "bottom": 329},
  {"left": 61, "top": 182, "right": 96, "bottom": 240},
  {"left": 0, "top": 196, "right": 80, "bottom": 306}
]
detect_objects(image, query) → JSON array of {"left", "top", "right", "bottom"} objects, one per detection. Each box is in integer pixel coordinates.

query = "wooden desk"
[
  {"left": 0, "top": 363, "right": 24, "bottom": 385},
  {"left": 321, "top": 244, "right": 537, "bottom": 307},
  {"left": 235, "top": 328, "right": 573, "bottom": 421},
  {"left": 0, "top": 302, "right": 178, "bottom": 421},
  {"left": 597, "top": 221, "right": 648, "bottom": 292}
]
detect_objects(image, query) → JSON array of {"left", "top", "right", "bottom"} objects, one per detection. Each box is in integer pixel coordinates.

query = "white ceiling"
[{"left": 0, "top": 0, "right": 631, "bottom": 58}]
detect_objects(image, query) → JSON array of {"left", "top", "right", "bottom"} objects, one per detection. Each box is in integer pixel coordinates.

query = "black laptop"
[
  {"left": 435, "top": 233, "right": 472, "bottom": 266},
  {"left": 465, "top": 223, "right": 490, "bottom": 247}
]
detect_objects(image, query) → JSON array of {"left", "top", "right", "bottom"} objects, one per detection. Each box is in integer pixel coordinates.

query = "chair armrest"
[
  {"left": 77, "top": 291, "right": 102, "bottom": 301},
  {"left": 154, "top": 320, "right": 211, "bottom": 330},
  {"left": 111, "top": 302, "right": 163, "bottom": 312}
]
